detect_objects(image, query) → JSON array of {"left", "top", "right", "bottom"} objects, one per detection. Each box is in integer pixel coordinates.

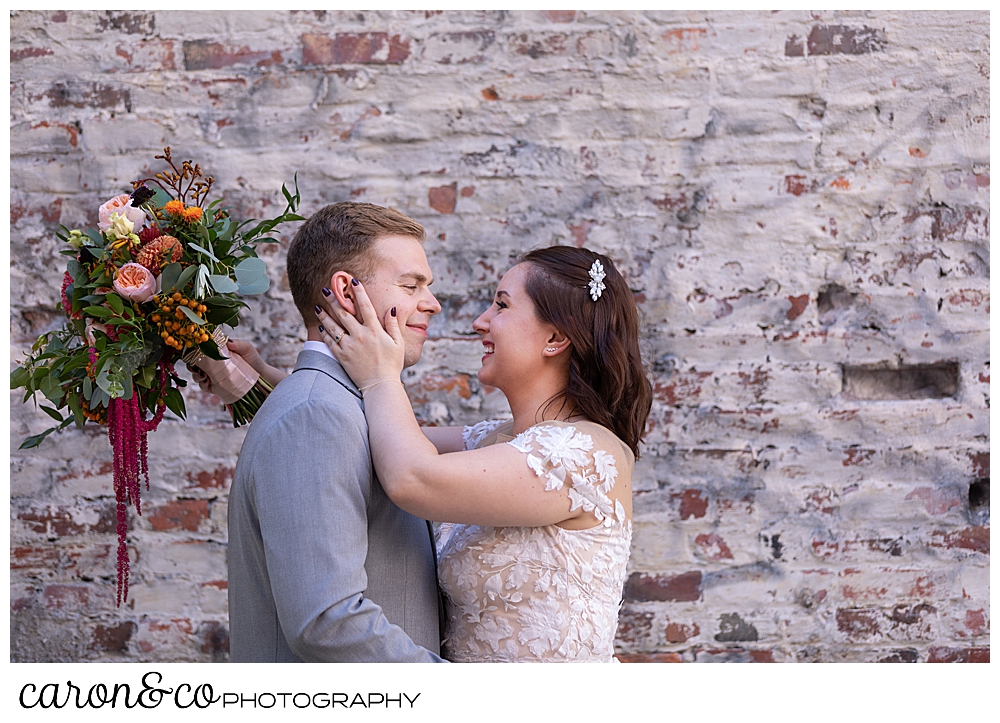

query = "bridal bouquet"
[{"left": 11, "top": 147, "right": 302, "bottom": 604}]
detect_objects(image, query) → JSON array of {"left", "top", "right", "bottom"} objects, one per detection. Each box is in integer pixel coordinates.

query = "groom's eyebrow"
[{"left": 398, "top": 272, "right": 431, "bottom": 285}]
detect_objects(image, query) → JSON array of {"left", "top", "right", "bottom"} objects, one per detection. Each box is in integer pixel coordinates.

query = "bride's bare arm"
[
  {"left": 420, "top": 427, "right": 466, "bottom": 454},
  {"left": 316, "top": 283, "right": 584, "bottom": 528}
]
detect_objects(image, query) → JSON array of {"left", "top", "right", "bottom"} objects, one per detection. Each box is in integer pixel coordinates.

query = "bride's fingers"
[
  {"left": 347, "top": 278, "right": 381, "bottom": 329},
  {"left": 316, "top": 294, "right": 363, "bottom": 335},
  {"left": 318, "top": 322, "right": 348, "bottom": 357},
  {"left": 315, "top": 308, "right": 345, "bottom": 342},
  {"left": 384, "top": 306, "right": 403, "bottom": 345}
]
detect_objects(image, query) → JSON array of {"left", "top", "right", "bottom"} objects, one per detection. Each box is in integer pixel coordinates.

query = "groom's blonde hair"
[{"left": 287, "top": 202, "right": 425, "bottom": 327}]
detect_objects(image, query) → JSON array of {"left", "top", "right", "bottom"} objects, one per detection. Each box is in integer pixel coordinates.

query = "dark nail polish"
[
  {"left": 351, "top": 278, "right": 359, "bottom": 286},
  {"left": 318, "top": 325, "right": 325, "bottom": 333},
  {"left": 314, "top": 305, "right": 322, "bottom": 315},
  {"left": 322, "top": 287, "right": 331, "bottom": 296},
  {"left": 391, "top": 307, "right": 396, "bottom": 317}
]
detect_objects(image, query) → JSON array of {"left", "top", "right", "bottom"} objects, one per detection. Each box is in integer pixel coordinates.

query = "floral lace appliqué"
[
  {"left": 462, "top": 419, "right": 508, "bottom": 451},
  {"left": 437, "top": 423, "right": 632, "bottom": 662}
]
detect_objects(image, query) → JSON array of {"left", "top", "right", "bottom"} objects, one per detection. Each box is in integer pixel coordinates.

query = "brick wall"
[{"left": 10, "top": 10, "right": 989, "bottom": 662}]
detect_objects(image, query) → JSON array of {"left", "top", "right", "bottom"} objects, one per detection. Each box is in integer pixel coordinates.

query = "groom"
[{"left": 228, "top": 202, "right": 445, "bottom": 662}]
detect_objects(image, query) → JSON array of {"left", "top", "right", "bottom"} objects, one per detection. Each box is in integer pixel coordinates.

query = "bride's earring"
[{"left": 545, "top": 347, "right": 557, "bottom": 353}]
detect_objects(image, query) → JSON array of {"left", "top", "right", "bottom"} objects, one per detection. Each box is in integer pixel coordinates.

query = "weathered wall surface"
[{"left": 10, "top": 10, "right": 989, "bottom": 662}]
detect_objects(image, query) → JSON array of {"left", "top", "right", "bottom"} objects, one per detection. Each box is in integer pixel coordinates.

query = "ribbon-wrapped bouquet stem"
[{"left": 11, "top": 148, "right": 302, "bottom": 605}]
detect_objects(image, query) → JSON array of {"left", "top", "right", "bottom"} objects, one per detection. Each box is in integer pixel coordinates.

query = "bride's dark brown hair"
[{"left": 520, "top": 246, "right": 653, "bottom": 458}]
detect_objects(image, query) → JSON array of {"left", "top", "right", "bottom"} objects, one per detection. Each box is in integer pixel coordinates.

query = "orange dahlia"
[{"left": 136, "top": 235, "right": 183, "bottom": 274}]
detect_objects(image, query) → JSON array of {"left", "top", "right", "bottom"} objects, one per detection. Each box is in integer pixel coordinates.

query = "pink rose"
[
  {"left": 113, "top": 263, "right": 157, "bottom": 303},
  {"left": 98, "top": 194, "right": 146, "bottom": 234}
]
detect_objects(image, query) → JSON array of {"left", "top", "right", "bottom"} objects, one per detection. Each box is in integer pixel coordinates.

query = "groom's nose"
[{"left": 420, "top": 290, "right": 441, "bottom": 315}]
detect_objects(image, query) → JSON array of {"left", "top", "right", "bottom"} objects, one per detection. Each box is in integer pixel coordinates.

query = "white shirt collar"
[{"left": 303, "top": 340, "right": 334, "bottom": 359}]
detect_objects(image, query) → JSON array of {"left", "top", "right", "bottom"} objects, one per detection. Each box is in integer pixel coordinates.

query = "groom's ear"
[{"left": 329, "top": 271, "right": 359, "bottom": 318}]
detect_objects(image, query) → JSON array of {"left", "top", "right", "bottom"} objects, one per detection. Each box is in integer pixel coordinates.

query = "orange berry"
[
  {"left": 160, "top": 331, "right": 169, "bottom": 338},
  {"left": 172, "top": 293, "right": 182, "bottom": 301}
]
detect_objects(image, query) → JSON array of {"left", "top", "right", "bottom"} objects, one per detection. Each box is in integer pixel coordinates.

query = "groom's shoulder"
[{"left": 248, "top": 367, "right": 366, "bottom": 438}]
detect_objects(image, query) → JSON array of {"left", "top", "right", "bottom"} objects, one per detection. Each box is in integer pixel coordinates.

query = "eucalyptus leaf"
[
  {"left": 234, "top": 257, "right": 266, "bottom": 285},
  {"left": 237, "top": 276, "right": 270, "bottom": 295},
  {"left": 96, "top": 369, "right": 124, "bottom": 398},
  {"left": 66, "top": 258, "right": 82, "bottom": 279},
  {"left": 209, "top": 275, "right": 239, "bottom": 293}
]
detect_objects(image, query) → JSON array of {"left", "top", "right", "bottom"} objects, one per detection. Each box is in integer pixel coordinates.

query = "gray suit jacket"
[{"left": 228, "top": 350, "right": 444, "bottom": 662}]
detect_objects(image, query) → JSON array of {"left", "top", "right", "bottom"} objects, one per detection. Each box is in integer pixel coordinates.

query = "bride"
[{"left": 204, "top": 246, "right": 652, "bottom": 662}]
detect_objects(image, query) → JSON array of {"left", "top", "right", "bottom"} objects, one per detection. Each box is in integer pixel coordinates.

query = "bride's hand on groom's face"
[{"left": 315, "top": 279, "right": 406, "bottom": 387}]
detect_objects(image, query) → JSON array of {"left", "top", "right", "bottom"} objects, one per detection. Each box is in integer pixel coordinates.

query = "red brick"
[
  {"left": 409, "top": 373, "right": 472, "bottom": 403},
  {"left": 806, "top": 25, "right": 886, "bottom": 56},
  {"left": 428, "top": 183, "right": 458, "bottom": 214},
  {"left": 784, "top": 175, "right": 813, "bottom": 196},
  {"left": 11, "top": 545, "right": 62, "bottom": 570},
  {"left": 750, "top": 649, "right": 776, "bottom": 662},
  {"left": 672, "top": 489, "right": 708, "bottom": 520},
  {"left": 11, "top": 47, "right": 54, "bottom": 62},
  {"left": 665, "top": 620, "right": 700, "bottom": 643},
  {"left": 148, "top": 499, "right": 210, "bottom": 532},
  {"left": 905, "top": 487, "right": 963, "bottom": 515},
  {"left": 963, "top": 609, "right": 987, "bottom": 636},
  {"left": 186, "top": 466, "right": 234, "bottom": 490},
  {"left": 481, "top": 86, "right": 500, "bottom": 101},
  {"left": 615, "top": 608, "right": 655, "bottom": 646},
  {"left": 786, "top": 294, "right": 809, "bottom": 320},
  {"left": 91, "top": 622, "right": 137, "bottom": 652},
  {"left": 968, "top": 451, "right": 988, "bottom": 478},
  {"left": 110, "top": 40, "right": 177, "bottom": 73},
  {"left": 183, "top": 40, "right": 284, "bottom": 70},
  {"left": 624, "top": 571, "right": 702, "bottom": 603},
  {"left": 510, "top": 33, "right": 570, "bottom": 58},
  {"left": 616, "top": 653, "right": 683, "bottom": 663},
  {"left": 541, "top": 10, "right": 576, "bottom": 23},
  {"left": 97, "top": 11, "right": 155, "bottom": 35},
  {"left": 42, "top": 82, "right": 130, "bottom": 110},
  {"left": 302, "top": 33, "right": 410, "bottom": 65},
  {"left": 836, "top": 608, "right": 881, "bottom": 640},
  {"left": 44, "top": 584, "right": 90, "bottom": 610},
  {"left": 843, "top": 447, "right": 876, "bottom": 466},
  {"left": 694, "top": 532, "right": 733, "bottom": 560},
  {"left": 928, "top": 646, "right": 990, "bottom": 663},
  {"left": 653, "top": 371, "right": 711, "bottom": 406},
  {"left": 18, "top": 503, "right": 116, "bottom": 536},
  {"left": 929, "top": 526, "right": 989, "bottom": 554},
  {"left": 662, "top": 28, "right": 708, "bottom": 54}
]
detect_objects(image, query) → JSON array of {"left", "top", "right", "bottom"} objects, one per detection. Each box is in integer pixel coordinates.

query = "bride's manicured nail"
[
  {"left": 351, "top": 278, "right": 359, "bottom": 286},
  {"left": 318, "top": 325, "right": 325, "bottom": 333},
  {"left": 322, "top": 287, "right": 331, "bottom": 296},
  {"left": 314, "top": 305, "right": 322, "bottom": 315},
  {"left": 391, "top": 307, "right": 396, "bottom": 317}
]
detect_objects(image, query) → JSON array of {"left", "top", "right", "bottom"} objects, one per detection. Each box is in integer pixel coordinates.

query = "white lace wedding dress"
[{"left": 435, "top": 419, "right": 634, "bottom": 662}]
